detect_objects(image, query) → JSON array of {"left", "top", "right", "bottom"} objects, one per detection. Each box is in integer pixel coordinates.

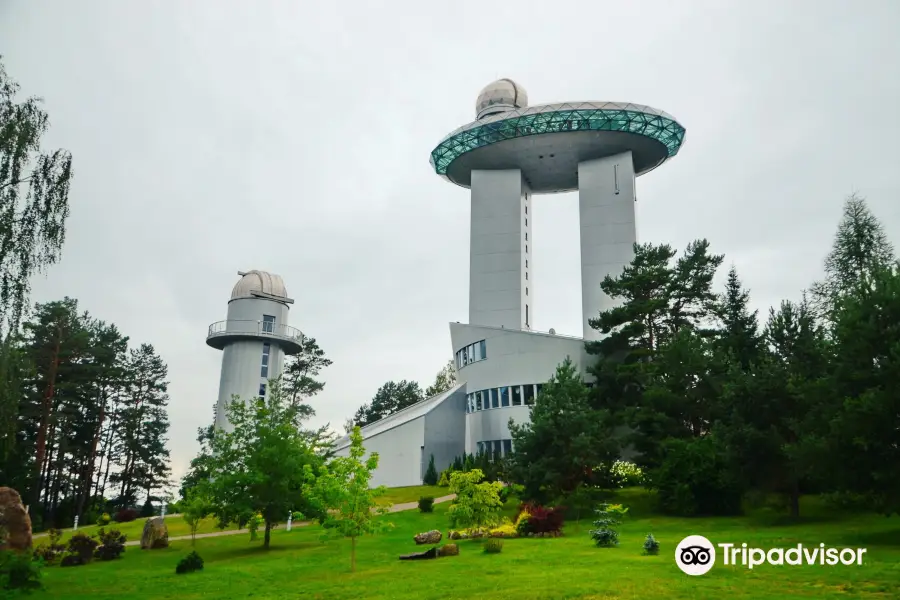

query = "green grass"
[
  {"left": 34, "top": 490, "right": 900, "bottom": 599},
  {"left": 376, "top": 485, "right": 448, "bottom": 506}
]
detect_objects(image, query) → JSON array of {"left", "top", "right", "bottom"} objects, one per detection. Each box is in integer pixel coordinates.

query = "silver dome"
[
  {"left": 475, "top": 78, "right": 528, "bottom": 119},
  {"left": 231, "top": 270, "right": 288, "bottom": 300}
]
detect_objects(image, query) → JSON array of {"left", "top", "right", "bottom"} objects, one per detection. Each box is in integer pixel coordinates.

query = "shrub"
[
  {"left": 589, "top": 503, "right": 628, "bottom": 547},
  {"left": 96, "top": 512, "right": 112, "bottom": 527},
  {"left": 114, "top": 508, "right": 138, "bottom": 523},
  {"left": 643, "top": 533, "right": 660, "bottom": 555},
  {"left": 483, "top": 538, "right": 503, "bottom": 554},
  {"left": 0, "top": 550, "right": 43, "bottom": 593},
  {"left": 437, "top": 471, "right": 450, "bottom": 487},
  {"left": 423, "top": 454, "right": 438, "bottom": 486},
  {"left": 60, "top": 552, "right": 84, "bottom": 568},
  {"left": 610, "top": 460, "right": 644, "bottom": 488},
  {"left": 418, "top": 496, "right": 434, "bottom": 513},
  {"left": 516, "top": 502, "right": 566, "bottom": 535},
  {"left": 140, "top": 499, "right": 154, "bottom": 518},
  {"left": 447, "top": 469, "right": 504, "bottom": 533},
  {"left": 248, "top": 513, "right": 262, "bottom": 542},
  {"left": 67, "top": 532, "right": 99, "bottom": 564},
  {"left": 488, "top": 520, "right": 518, "bottom": 538},
  {"left": 94, "top": 528, "right": 127, "bottom": 561},
  {"left": 175, "top": 551, "right": 204, "bottom": 575},
  {"left": 32, "top": 529, "right": 65, "bottom": 564},
  {"left": 652, "top": 436, "right": 743, "bottom": 516}
]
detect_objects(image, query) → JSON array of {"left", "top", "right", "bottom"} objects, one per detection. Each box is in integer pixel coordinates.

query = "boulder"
[
  {"left": 413, "top": 529, "right": 442, "bottom": 545},
  {"left": 0, "top": 487, "right": 32, "bottom": 552},
  {"left": 140, "top": 517, "right": 169, "bottom": 549},
  {"left": 399, "top": 547, "right": 439, "bottom": 560},
  {"left": 437, "top": 543, "right": 459, "bottom": 557}
]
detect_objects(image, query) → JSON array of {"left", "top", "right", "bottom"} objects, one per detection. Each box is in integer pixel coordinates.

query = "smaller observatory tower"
[{"left": 206, "top": 270, "right": 303, "bottom": 432}]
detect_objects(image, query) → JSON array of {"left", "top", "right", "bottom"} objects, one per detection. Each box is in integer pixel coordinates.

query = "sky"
[{"left": 2, "top": 0, "right": 899, "bottom": 485}]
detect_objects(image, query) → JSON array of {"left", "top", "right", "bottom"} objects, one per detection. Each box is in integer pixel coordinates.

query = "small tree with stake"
[{"left": 307, "top": 427, "right": 390, "bottom": 572}]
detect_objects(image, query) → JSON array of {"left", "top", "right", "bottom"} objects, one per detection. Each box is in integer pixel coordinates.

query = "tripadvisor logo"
[{"left": 675, "top": 535, "right": 867, "bottom": 575}]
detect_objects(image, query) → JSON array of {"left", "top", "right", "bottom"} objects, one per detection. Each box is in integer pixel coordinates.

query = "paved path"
[{"left": 37, "top": 494, "right": 457, "bottom": 546}]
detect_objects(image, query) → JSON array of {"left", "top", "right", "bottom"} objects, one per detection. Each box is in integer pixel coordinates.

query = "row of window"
[
  {"left": 456, "top": 339, "right": 487, "bottom": 369},
  {"left": 477, "top": 439, "right": 513, "bottom": 458},
  {"left": 466, "top": 383, "right": 544, "bottom": 413}
]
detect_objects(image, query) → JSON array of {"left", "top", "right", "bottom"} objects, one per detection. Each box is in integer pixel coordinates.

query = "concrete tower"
[
  {"left": 430, "top": 79, "right": 686, "bottom": 341},
  {"left": 206, "top": 270, "right": 303, "bottom": 432}
]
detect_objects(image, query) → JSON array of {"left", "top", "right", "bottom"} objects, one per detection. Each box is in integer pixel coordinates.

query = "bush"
[
  {"left": 643, "top": 533, "right": 660, "bottom": 555},
  {"left": 0, "top": 550, "right": 43, "bottom": 593},
  {"left": 96, "top": 512, "right": 112, "bottom": 527},
  {"left": 437, "top": 470, "right": 450, "bottom": 487},
  {"left": 114, "top": 508, "right": 139, "bottom": 523},
  {"left": 652, "top": 436, "right": 743, "bottom": 517},
  {"left": 94, "top": 528, "right": 127, "bottom": 561},
  {"left": 488, "top": 519, "right": 518, "bottom": 538},
  {"left": 67, "top": 532, "right": 99, "bottom": 564},
  {"left": 516, "top": 503, "right": 566, "bottom": 535},
  {"left": 140, "top": 499, "right": 154, "bottom": 518},
  {"left": 610, "top": 460, "right": 644, "bottom": 488},
  {"left": 423, "top": 454, "right": 438, "bottom": 486},
  {"left": 175, "top": 551, "right": 204, "bottom": 575},
  {"left": 483, "top": 538, "right": 503, "bottom": 554},
  {"left": 60, "top": 553, "right": 84, "bottom": 567},
  {"left": 589, "top": 503, "right": 628, "bottom": 547},
  {"left": 418, "top": 496, "right": 434, "bottom": 513},
  {"left": 32, "top": 529, "right": 65, "bottom": 564}
]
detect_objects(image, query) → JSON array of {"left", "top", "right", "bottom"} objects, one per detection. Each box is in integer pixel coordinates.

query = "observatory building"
[
  {"left": 206, "top": 270, "right": 303, "bottom": 432},
  {"left": 333, "top": 79, "right": 686, "bottom": 487}
]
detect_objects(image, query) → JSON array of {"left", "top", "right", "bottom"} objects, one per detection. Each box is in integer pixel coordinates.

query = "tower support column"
[
  {"left": 578, "top": 152, "right": 637, "bottom": 342},
  {"left": 469, "top": 169, "right": 532, "bottom": 330}
]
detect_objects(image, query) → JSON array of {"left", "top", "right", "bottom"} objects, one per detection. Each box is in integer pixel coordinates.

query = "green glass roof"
[{"left": 430, "top": 103, "right": 686, "bottom": 176}]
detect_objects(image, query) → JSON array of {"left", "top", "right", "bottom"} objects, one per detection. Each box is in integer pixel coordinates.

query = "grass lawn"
[
  {"left": 34, "top": 490, "right": 900, "bottom": 599},
  {"left": 375, "top": 485, "right": 448, "bottom": 506}
]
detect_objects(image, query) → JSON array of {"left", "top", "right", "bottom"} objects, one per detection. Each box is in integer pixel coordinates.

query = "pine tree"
[
  {"left": 423, "top": 454, "right": 438, "bottom": 485},
  {"left": 282, "top": 333, "right": 332, "bottom": 412},
  {"left": 717, "top": 265, "right": 761, "bottom": 369}
]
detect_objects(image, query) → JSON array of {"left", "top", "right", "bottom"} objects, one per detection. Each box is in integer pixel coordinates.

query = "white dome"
[
  {"left": 231, "top": 270, "right": 288, "bottom": 300},
  {"left": 475, "top": 78, "right": 528, "bottom": 119}
]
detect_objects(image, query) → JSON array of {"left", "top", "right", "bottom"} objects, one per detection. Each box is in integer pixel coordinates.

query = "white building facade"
[
  {"left": 334, "top": 80, "right": 686, "bottom": 487},
  {"left": 206, "top": 270, "right": 303, "bottom": 432}
]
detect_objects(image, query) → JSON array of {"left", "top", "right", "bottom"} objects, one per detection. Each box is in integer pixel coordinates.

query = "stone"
[
  {"left": 398, "top": 547, "right": 438, "bottom": 560},
  {"left": 140, "top": 516, "right": 169, "bottom": 549},
  {"left": 437, "top": 543, "right": 459, "bottom": 557},
  {"left": 413, "top": 529, "right": 442, "bottom": 545},
  {"left": 0, "top": 487, "right": 32, "bottom": 552}
]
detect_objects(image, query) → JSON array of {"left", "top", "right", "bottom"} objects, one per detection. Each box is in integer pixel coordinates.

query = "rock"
[
  {"left": 399, "top": 547, "right": 439, "bottom": 560},
  {"left": 140, "top": 517, "right": 169, "bottom": 549},
  {"left": 413, "top": 529, "right": 442, "bottom": 545},
  {"left": 0, "top": 487, "right": 32, "bottom": 552},
  {"left": 449, "top": 530, "right": 463, "bottom": 540},
  {"left": 437, "top": 543, "right": 459, "bottom": 557}
]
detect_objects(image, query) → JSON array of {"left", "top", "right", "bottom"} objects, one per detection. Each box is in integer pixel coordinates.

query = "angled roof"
[{"left": 332, "top": 382, "right": 466, "bottom": 451}]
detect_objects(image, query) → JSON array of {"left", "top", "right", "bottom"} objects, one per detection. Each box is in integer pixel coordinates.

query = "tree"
[
  {"left": 0, "top": 56, "right": 74, "bottom": 340},
  {"left": 717, "top": 265, "right": 762, "bottom": 370},
  {"left": 306, "top": 426, "right": 389, "bottom": 572},
  {"left": 282, "top": 333, "right": 332, "bottom": 411},
  {"left": 349, "top": 380, "right": 424, "bottom": 428},
  {"left": 181, "top": 494, "right": 210, "bottom": 546},
  {"left": 508, "top": 358, "right": 617, "bottom": 503},
  {"left": 811, "top": 193, "right": 895, "bottom": 320},
  {"left": 447, "top": 469, "right": 504, "bottom": 533},
  {"left": 424, "top": 359, "right": 456, "bottom": 397},
  {"left": 423, "top": 454, "right": 438, "bottom": 486},
  {"left": 202, "top": 379, "right": 325, "bottom": 549}
]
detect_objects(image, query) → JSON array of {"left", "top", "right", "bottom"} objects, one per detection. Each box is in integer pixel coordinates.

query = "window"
[
  {"left": 525, "top": 205, "right": 528, "bottom": 214},
  {"left": 490, "top": 388, "right": 498, "bottom": 408},
  {"left": 456, "top": 339, "right": 487, "bottom": 369},
  {"left": 526, "top": 245, "right": 528, "bottom": 253},
  {"left": 500, "top": 386, "right": 510, "bottom": 407},
  {"left": 259, "top": 383, "right": 266, "bottom": 398},
  {"left": 493, "top": 441, "right": 502, "bottom": 461},
  {"left": 512, "top": 385, "right": 522, "bottom": 406},
  {"left": 536, "top": 384, "right": 544, "bottom": 400},
  {"left": 525, "top": 218, "right": 528, "bottom": 226},
  {"left": 492, "top": 389, "right": 500, "bottom": 409},
  {"left": 473, "top": 341, "right": 482, "bottom": 361},
  {"left": 262, "top": 315, "right": 275, "bottom": 333},
  {"left": 526, "top": 287, "right": 528, "bottom": 296},
  {"left": 524, "top": 383, "right": 535, "bottom": 405},
  {"left": 479, "top": 340, "right": 486, "bottom": 359},
  {"left": 260, "top": 343, "right": 270, "bottom": 378},
  {"left": 526, "top": 259, "right": 528, "bottom": 267},
  {"left": 501, "top": 387, "right": 511, "bottom": 407},
  {"left": 475, "top": 391, "right": 483, "bottom": 411},
  {"left": 525, "top": 272, "right": 528, "bottom": 280},
  {"left": 525, "top": 304, "right": 529, "bottom": 326},
  {"left": 477, "top": 441, "right": 484, "bottom": 455},
  {"left": 503, "top": 439, "right": 513, "bottom": 456},
  {"left": 461, "top": 346, "right": 468, "bottom": 365}
]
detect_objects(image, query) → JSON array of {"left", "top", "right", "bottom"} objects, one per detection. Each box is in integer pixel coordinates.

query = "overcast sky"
[{"left": 2, "top": 0, "right": 899, "bottom": 484}]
